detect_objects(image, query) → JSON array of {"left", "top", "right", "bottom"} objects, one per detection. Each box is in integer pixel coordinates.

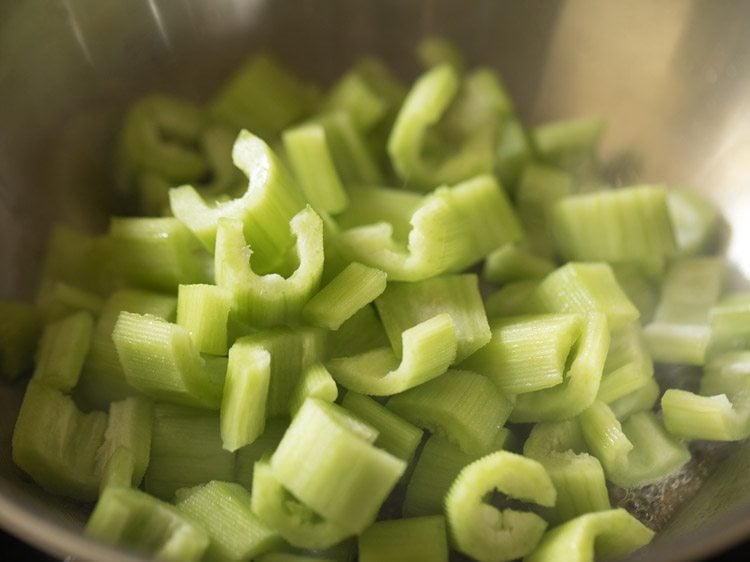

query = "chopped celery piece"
[
  {"left": 387, "top": 369, "right": 511, "bottom": 456},
  {"left": 598, "top": 323, "right": 654, "bottom": 404},
  {"left": 86, "top": 486, "right": 209, "bottom": 562},
  {"left": 483, "top": 243, "right": 556, "bottom": 285},
  {"left": 608, "top": 377, "right": 660, "bottom": 420},
  {"left": 251, "top": 460, "right": 352, "bottom": 549},
  {"left": 445, "top": 451, "right": 556, "bottom": 562},
  {"left": 35, "top": 281, "right": 104, "bottom": 323},
  {"left": 668, "top": 187, "right": 721, "bottom": 255},
  {"left": 551, "top": 185, "right": 677, "bottom": 264},
  {"left": 144, "top": 403, "right": 235, "bottom": 500},
  {"left": 580, "top": 402, "right": 690, "bottom": 488},
  {"left": 525, "top": 508, "right": 654, "bottom": 562},
  {"left": 326, "top": 305, "right": 390, "bottom": 359},
  {"left": 215, "top": 206, "right": 324, "bottom": 327},
  {"left": 533, "top": 116, "right": 605, "bottom": 178},
  {"left": 342, "top": 392, "right": 423, "bottom": 461},
  {"left": 235, "top": 417, "right": 288, "bottom": 490},
  {"left": 78, "top": 289, "right": 176, "bottom": 409},
  {"left": 12, "top": 380, "right": 107, "bottom": 500},
  {"left": 510, "top": 313, "right": 609, "bottom": 423},
  {"left": 176, "top": 480, "right": 280, "bottom": 561},
  {"left": 170, "top": 130, "right": 306, "bottom": 267},
  {"left": 610, "top": 263, "right": 659, "bottom": 323},
  {"left": 303, "top": 262, "right": 387, "bottom": 331},
  {"left": 523, "top": 419, "right": 588, "bottom": 459},
  {"left": 113, "top": 312, "right": 222, "bottom": 409},
  {"left": 283, "top": 123, "right": 349, "bottom": 214},
  {"left": 313, "top": 111, "right": 383, "bottom": 185},
  {"left": 176, "top": 284, "right": 230, "bottom": 356},
  {"left": 31, "top": 311, "right": 93, "bottom": 391},
  {"left": 290, "top": 363, "right": 338, "bottom": 415},
  {"left": 335, "top": 174, "right": 522, "bottom": 281},
  {"left": 220, "top": 343, "right": 271, "bottom": 452},
  {"left": 529, "top": 262, "right": 639, "bottom": 330},
  {"left": 358, "top": 515, "right": 449, "bottom": 562},
  {"left": 326, "top": 313, "right": 457, "bottom": 396},
  {"left": 0, "top": 300, "right": 39, "bottom": 381},
  {"left": 644, "top": 257, "right": 725, "bottom": 365},
  {"left": 461, "top": 314, "right": 582, "bottom": 395},
  {"left": 495, "top": 118, "right": 535, "bottom": 192},
  {"left": 707, "top": 292, "right": 750, "bottom": 358},
  {"left": 210, "top": 53, "right": 318, "bottom": 139},
  {"left": 96, "top": 397, "right": 154, "bottom": 489},
  {"left": 322, "top": 70, "right": 389, "bottom": 133},
  {"left": 271, "top": 399, "right": 406, "bottom": 534},
  {"left": 375, "top": 273, "right": 490, "bottom": 362},
  {"left": 483, "top": 280, "right": 539, "bottom": 318},
  {"left": 99, "top": 447, "right": 137, "bottom": 492},
  {"left": 109, "top": 217, "right": 209, "bottom": 291}
]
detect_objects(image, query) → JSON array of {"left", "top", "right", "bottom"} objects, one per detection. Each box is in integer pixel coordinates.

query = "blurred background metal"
[{"left": 2, "top": 0, "right": 750, "bottom": 560}]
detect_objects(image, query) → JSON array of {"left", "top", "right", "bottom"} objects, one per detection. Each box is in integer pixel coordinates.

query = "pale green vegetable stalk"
[
  {"left": 358, "top": 516, "right": 449, "bottom": 562},
  {"left": 32, "top": 311, "right": 93, "bottom": 391},
  {"left": 176, "top": 284, "right": 231, "bottom": 356}
]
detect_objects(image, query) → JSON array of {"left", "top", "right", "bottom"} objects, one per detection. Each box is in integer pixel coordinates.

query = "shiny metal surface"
[{"left": 2, "top": 0, "right": 750, "bottom": 560}]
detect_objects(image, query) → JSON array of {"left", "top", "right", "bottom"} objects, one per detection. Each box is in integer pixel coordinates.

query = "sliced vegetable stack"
[{"left": 1, "top": 37, "right": 745, "bottom": 562}]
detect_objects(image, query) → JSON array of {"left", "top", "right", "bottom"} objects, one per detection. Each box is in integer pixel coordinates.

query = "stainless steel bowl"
[{"left": 2, "top": 1, "right": 750, "bottom": 560}]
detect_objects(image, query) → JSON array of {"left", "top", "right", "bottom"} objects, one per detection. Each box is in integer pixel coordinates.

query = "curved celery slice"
[
  {"left": 551, "top": 185, "right": 677, "bottom": 263},
  {"left": 342, "top": 392, "right": 423, "bottom": 462},
  {"left": 12, "top": 380, "right": 107, "bottom": 500},
  {"left": 32, "top": 310, "right": 94, "bottom": 391},
  {"left": 303, "top": 262, "right": 387, "bottom": 331},
  {"left": 358, "top": 516, "right": 449, "bottom": 562},
  {"left": 86, "top": 486, "right": 209, "bottom": 562},
  {"left": 510, "top": 313, "right": 609, "bottom": 423},
  {"left": 170, "top": 131, "right": 306, "bottom": 266},
  {"left": 326, "top": 313, "right": 457, "bottom": 396},
  {"left": 221, "top": 344, "right": 271, "bottom": 452},
  {"left": 598, "top": 323, "right": 654, "bottom": 404},
  {"left": 375, "top": 273, "right": 490, "bottom": 362},
  {"left": 215, "top": 206, "right": 324, "bottom": 327},
  {"left": 112, "top": 312, "right": 222, "bottom": 409},
  {"left": 335, "top": 175, "right": 521, "bottom": 281},
  {"left": 580, "top": 401, "right": 690, "bottom": 488},
  {"left": 525, "top": 508, "right": 654, "bottom": 562},
  {"left": 251, "top": 460, "right": 352, "bottom": 549},
  {"left": 461, "top": 314, "right": 582, "bottom": 395},
  {"left": 445, "top": 451, "right": 556, "bottom": 562},
  {"left": 529, "top": 262, "right": 639, "bottom": 331},
  {"left": 0, "top": 300, "right": 39, "bottom": 381},
  {"left": 290, "top": 363, "right": 338, "bottom": 416},
  {"left": 176, "top": 480, "right": 280, "bottom": 561},
  {"left": 387, "top": 369, "right": 512, "bottom": 455},
  {"left": 271, "top": 399, "right": 406, "bottom": 534}
]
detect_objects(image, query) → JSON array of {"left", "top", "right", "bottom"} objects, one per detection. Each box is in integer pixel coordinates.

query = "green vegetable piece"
[
  {"left": 707, "top": 292, "right": 750, "bottom": 358},
  {"left": 525, "top": 508, "right": 654, "bottom": 562},
  {"left": 271, "top": 398, "right": 406, "bottom": 534},
  {"left": 580, "top": 401, "right": 690, "bottom": 488},
  {"left": 551, "top": 185, "right": 677, "bottom": 264},
  {"left": 322, "top": 70, "right": 389, "bottom": 133},
  {"left": 375, "top": 273, "right": 490, "bottom": 363},
  {"left": 144, "top": 403, "right": 235, "bottom": 500},
  {"left": 32, "top": 311, "right": 93, "bottom": 391},
  {"left": 483, "top": 243, "right": 556, "bottom": 285},
  {"left": 112, "top": 312, "right": 222, "bottom": 409},
  {"left": 342, "top": 392, "right": 423, "bottom": 461},
  {"left": 598, "top": 323, "right": 654, "bottom": 404},
  {"left": 610, "top": 263, "right": 659, "bottom": 323},
  {"left": 211, "top": 53, "right": 319, "bottom": 139},
  {"left": 461, "top": 314, "right": 582, "bottom": 395},
  {"left": 0, "top": 300, "right": 39, "bottom": 381},
  {"left": 220, "top": 343, "right": 271, "bottom": 452},
  {"left": 510, "top": 313, "right": 609, "bottom": 423},
  {"left": 533, "top": 116, "right": 605, "bottom": 179},
  {"left": 251, "top": 460, "right": 352, "bottom": 549},
  {"left": 668, "top": 187, "right": 722, "bottom": 255},
  {"left": 77, "top": 289, "right": 176, "bottom": 409},
  {"left": 234, "top": 417, "right": 288, "bottom": 490},
  {"left": 303, "top": 262, "right": 387, "bottom": 331},
  {"left": 326, "top": 305, "right": 390, "bottom": 359},
  {"left": 176, "top": 480, "right": 281, "bottom": 561},
  {"left": 177, "top": 284, "right": 231, "bottom": 356},
  {"left": 12, "top": 380, "right": 107, "bottom": 500},
  {"left": 35, "top": 281, "right": 104, "bottom": 323},
  {"left": 483, "top": 280, "right": 539, "bottom": 318},
  {"left": 495, "top": 118, "right": 535, "bottom": 192},
  {"left": 387, "top": 369, "right": 512, "bottom": 455},
  {"left": 283, "top": 123, "right": 349, "bottom": 214},
  {"left": 529, "top": 262, "right": 639, "bottom": 330},
  {"left": 336, "top": 175, "right": 522, "bottom": 281},
  {"left": 326, "top": 313, "right": 457, "bottom": 396},
  {"left": 608, "top": 377, "right": 660, "bottom": 420},
  {"left": 445, "top": 451, "right": 556, "bottom": 562},
  {"left": 170, "top": 130, "right": 306, "bottom": 266},
  {"left": 215, "top": 206, "right": 324, "bottom": 327},
  {"left": 417, "top": 36, "right": 465, "bottom": 73},
  {"left": 290, "top": 362, "right": 338, "bottom": 415},
  {"left": 86, "top": 486, "right": 209, "bottom": 562},
  {"left": 96, "top": 397, "right": 154, "bottom": 490},
  {"left": 358, "top": 515, "right": 449, "bottom": 562},
  {"left": 644, "top": 257, "right": 725, "bottom": 365}
]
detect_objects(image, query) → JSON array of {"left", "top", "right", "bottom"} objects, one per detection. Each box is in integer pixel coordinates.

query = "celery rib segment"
[
  {"left": 445, "top": 451, "right": 556, "bottom": 562},
  {"left": 215, "top": 206, "right": 324, "bottom": 327},
  {"left": 177, "top": 284, "right": 231, "bottom": 356},
  {"left": 326, "top": 313, "right": 457, "bottom": 396},
  {"left": 387, "top": 369, "right": 512, "bottom": 455},
  {"left": 525, "top": 508, "right": 654, "bottom": 562},
  {"left": 358, "top": 516, "right": 449, "bottom": 562},
  {"left": 32, "top": 310, "right": 94, "bottom": 391},
  {"left": 289, "top": 362, "right": 338, "bottom": 416}
]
